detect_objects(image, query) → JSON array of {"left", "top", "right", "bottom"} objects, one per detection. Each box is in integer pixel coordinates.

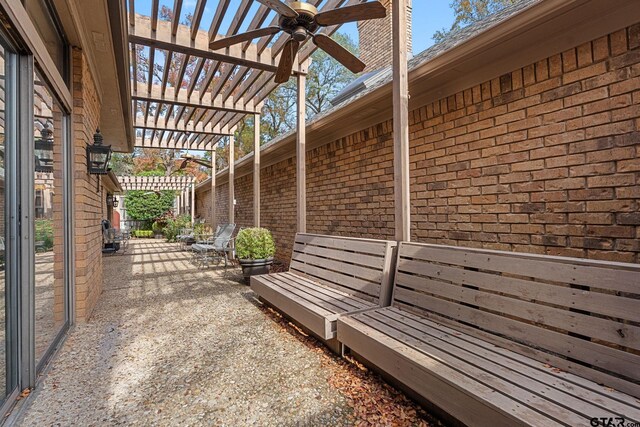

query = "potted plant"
[
  {"left": 152, "top": 220, "right": 164, "bottom": 239},
  {"left": 235, "top": 227, "right": 276, "bottom": 284}
]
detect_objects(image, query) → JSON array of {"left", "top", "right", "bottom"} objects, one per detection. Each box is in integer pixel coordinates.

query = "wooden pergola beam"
[
  {"left": 130, "top": 14, "right": 304, "bottom": 74},
  {"left": 134, "top": 135, "right": 216, "bottom": 151},
  {"left": 132, "top": 82, "right": 258, "bottom": 114},
  {"left": 254, "top": 113, "right": 260, "bottom": 227},
  {"left": 135, "top": 117, "right": 233, "bottom": 135},
  {"left": 228, "top": 135, "right": 235, "bottom": 224},
  {"left": 393, "top": 0, "right": 410, "bottom": 241},
  {"left": 296, "top": 73, "right": 306, "bottom": 233}
]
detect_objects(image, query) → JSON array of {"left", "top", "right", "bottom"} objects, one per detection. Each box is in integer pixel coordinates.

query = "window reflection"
[
  {"left": 0, "top": 40, "right": 7, "bottom": 400},
  {"left": 23, "top": 0, "right": 67, "bottom": 82},
  {"left": 33, "top": 71, "right": 65, "bottom": 366}
]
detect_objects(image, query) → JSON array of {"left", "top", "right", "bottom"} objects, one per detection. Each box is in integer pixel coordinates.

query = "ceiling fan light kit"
[{"left": 209, "top": 0, "right": 387, "bottom": 84}]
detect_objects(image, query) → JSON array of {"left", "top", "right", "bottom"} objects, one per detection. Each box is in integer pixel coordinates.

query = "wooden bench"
[
  {"left": 251, "top": 233, "right": 396, "bottom": 342},
  {"left": 338, "top": 242, "right": 640, "bottom": 426}
]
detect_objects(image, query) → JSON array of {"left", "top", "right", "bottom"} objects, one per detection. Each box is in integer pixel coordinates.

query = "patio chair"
[
  {"left": 191, "top": 223, "right": 236, "bottom": 268},
  {"left": 102, "top": 219, "right": 128, "bottom": 254},
  {"left": 176, "top": 228, "right": 194, "bottom": 249}
]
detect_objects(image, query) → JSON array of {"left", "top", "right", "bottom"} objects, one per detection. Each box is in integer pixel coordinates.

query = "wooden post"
[
  {"left": 180, "top": 190, "right": 184, "bottom": 214},
  {"left": 190, "top": 182, "right": 195, "bottom": 226},
  {"left": 228, "top": 134, "right": 235, "bottom": 224},
  {"left": 211, "top": 148, "right": 216, "bottom": 231},
  {"left": 393, "top": 0, "right": 410, "bottom": 242},
  {"left": 296, "top": 73, "right": 306, "bottom": 233},
  {"left": 253, "top": 112, "right": 261, "bottom": 227}
]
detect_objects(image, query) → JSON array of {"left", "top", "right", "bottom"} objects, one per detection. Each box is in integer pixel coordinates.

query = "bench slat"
[
  {"left": 278, "top": 272, "right": 374, "bottom": 309},
  {"left": 292, "top": 251, "right": 384, "bottom": 283},
  {"left": 296, "top": 233, "right": 390, "bottom": 255},
  {"left": 290, "top": 260, "right": 381, "bottom": 301},
  {"left": 356, "top": 311, "right": 595, "bottom": 426},
  {"left": 394, "top": 270, "right": 640, "bottom": 351},
  {"left": 293, "top": 242, "right": 385, "bottom": 269},
  {"left": 261, "top": 274, "right": 357, "bottom": 315},
  {"left": 272, "top": 273, "right": 373, "bottom": 312},
  {"left": 338, "top": 315, "right": 562, "bottom": 427},
  {"left": 397, "top": 259, "right": 640, "bottom": 323},
  {"left": 400, "top": 243, "right": 640, "bottom": 294},
  {"left": 251, "top": 275, "right": 332, "bottom": 339},
  {"left": 393, "top": 287, "right": 640, "bottom": 383},
  {"left": 380, "top": 307, "right": 640, "bottom": 416},
  {"left": 394, "top": 300, "right": 640, "bottom": 400}
]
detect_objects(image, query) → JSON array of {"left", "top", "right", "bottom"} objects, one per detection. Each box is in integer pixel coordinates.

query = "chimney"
[{"left": 357, "top": 0, "right": 413, "bottom": 73}]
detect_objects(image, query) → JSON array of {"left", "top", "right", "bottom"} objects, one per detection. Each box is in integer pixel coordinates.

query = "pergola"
[
  {"left": 127, "top": 0, "right": 410, "bottom": 238},
  {"left": 118, "top": 175, "right": 197, "bottom": 223}
]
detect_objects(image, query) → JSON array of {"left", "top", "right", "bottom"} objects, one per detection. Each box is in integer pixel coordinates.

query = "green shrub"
[
  {"left": 152, "top": 221, "right": 164, "bottom": 235},
  {"left": 35, "top": 219, "right": 54, "bottom": 252},
  {"left": 133, "top": 230, "right": 153, "bottom": 238},
  {"left": 235, "top": 228, "right": 275, "bottom": 260},
  {"left": 163, "top": 214, "right": 192, "bottom": 242}
]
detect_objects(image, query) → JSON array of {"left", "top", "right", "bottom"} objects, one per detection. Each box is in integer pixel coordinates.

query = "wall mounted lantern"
[
  {"left": 35, "top": 123, "right": 54, "bottom": 173},
  {"left": 86, "top": 128, "right": 112, "bottom": 175},
  {"left": 106, "top": 195, "right": 120, "bottom": 208}
]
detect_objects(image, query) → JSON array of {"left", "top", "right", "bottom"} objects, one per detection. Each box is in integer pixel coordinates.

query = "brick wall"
[
  {"left": 215, "top": 182, "right": 229, "bottom": 225},
  {"left": 357, "top": 0, "right": 413, "bottom": 72},
  {"left": 72, "top": 48, "right": 104, "bottom": 320},
  {"left": 197, "top": 25, "right": 640, "bottom": 264}
]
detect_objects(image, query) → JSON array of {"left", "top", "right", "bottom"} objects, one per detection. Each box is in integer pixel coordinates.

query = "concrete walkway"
[{"left": 15, "top": 240, "right": 353, "bottom": 426}]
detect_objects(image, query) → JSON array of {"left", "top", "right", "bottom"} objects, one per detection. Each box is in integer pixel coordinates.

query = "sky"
[{"left": 132, "top": 0, "right": 456, "bottom": 56}]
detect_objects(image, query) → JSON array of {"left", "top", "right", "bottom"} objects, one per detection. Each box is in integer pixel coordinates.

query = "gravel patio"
[{"left": 13, "top": 240, "right": 436, "bottom": 426}]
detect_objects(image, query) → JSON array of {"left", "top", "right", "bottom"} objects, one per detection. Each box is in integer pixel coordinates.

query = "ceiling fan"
[
  {"left": 179, "top": 154, "right": 211, "bottom": 169},
  {"left": 209, "top": 0, "right": 387, "bottom": 83},
  {"left": 142, "top": 190, "right": 162, "bottom": 196}
]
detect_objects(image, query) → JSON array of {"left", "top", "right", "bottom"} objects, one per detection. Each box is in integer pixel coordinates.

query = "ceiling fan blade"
[
  {"left": 210, "top": 26, "right": 282, "bottom": 50},
  {"left": 254, "top": 0, "right": 298, "bottom": 18},
  {"left": 274, "top": 38, "right": 300, "bottom": 84},
  {"left": 179, "top": 159, "right": 189, "bottom": 170},
  {"left": 315, "top": 1, "right": 386, "bottom": 26},
  {"left": 313, "top": 34, "right": 365, "bottom": 74},
  {"left": 193, "top": 159, "right": 212, "bottom": 168}
]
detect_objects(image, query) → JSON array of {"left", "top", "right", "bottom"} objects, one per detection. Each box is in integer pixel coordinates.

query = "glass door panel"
[
  {"left": 0, "top": 40, "right": 8, "bottom": 400},
  {"left": 33, "top": 70, "right": 65, "bottom": 367}
]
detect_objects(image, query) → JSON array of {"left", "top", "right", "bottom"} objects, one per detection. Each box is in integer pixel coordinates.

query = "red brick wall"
[
  {"left": 235, "top": 174, "right": 254, "bottom": 229},
  {"left": 197, "top": 25, "right": 640, "bottom": 264},
  {"left": 215, "top": 182, "right": 229, "bottom": 225}
]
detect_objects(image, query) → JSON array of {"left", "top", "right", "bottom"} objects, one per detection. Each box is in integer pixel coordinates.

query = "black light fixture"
[
  {"left": 35, "top": 123, "right": 54, "bottom": 173},
  {"left": 86, "top": 128, "right": 112, "bottom": 174},
  {"left": 106, "top": 194, "right": 120, "bottom": 208}
]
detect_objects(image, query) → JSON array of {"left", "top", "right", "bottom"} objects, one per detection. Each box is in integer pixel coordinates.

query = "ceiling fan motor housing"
[{"left": 280, "top": 1, "right": 319, "bottom": 36}]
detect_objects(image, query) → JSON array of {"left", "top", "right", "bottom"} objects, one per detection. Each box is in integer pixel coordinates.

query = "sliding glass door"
[
  {"left": 0, "top": 32, "right": 21, "bottom": 411},
  {"left": 33, "top": 70, "right": 68, "bottom": 368},
  {"left": 0, "top": 4, "right": 72, "bottom": 414}
]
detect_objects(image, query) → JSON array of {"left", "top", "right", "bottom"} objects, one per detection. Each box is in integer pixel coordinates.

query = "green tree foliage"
[
  {"left": 306, "top": 33, "right": 358, "bottom": 116},
  {"left": 433, "top": 0, "right": 519, "bottom": 43},
  {"left": 124, "top": 190, "right": 176, "bottom": 221},
  {"left": 109, "top": 152, "right": 134, "bottom": 175},
  {"left": 261, "top": 33, "right": 358, "bottom": 142}
]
